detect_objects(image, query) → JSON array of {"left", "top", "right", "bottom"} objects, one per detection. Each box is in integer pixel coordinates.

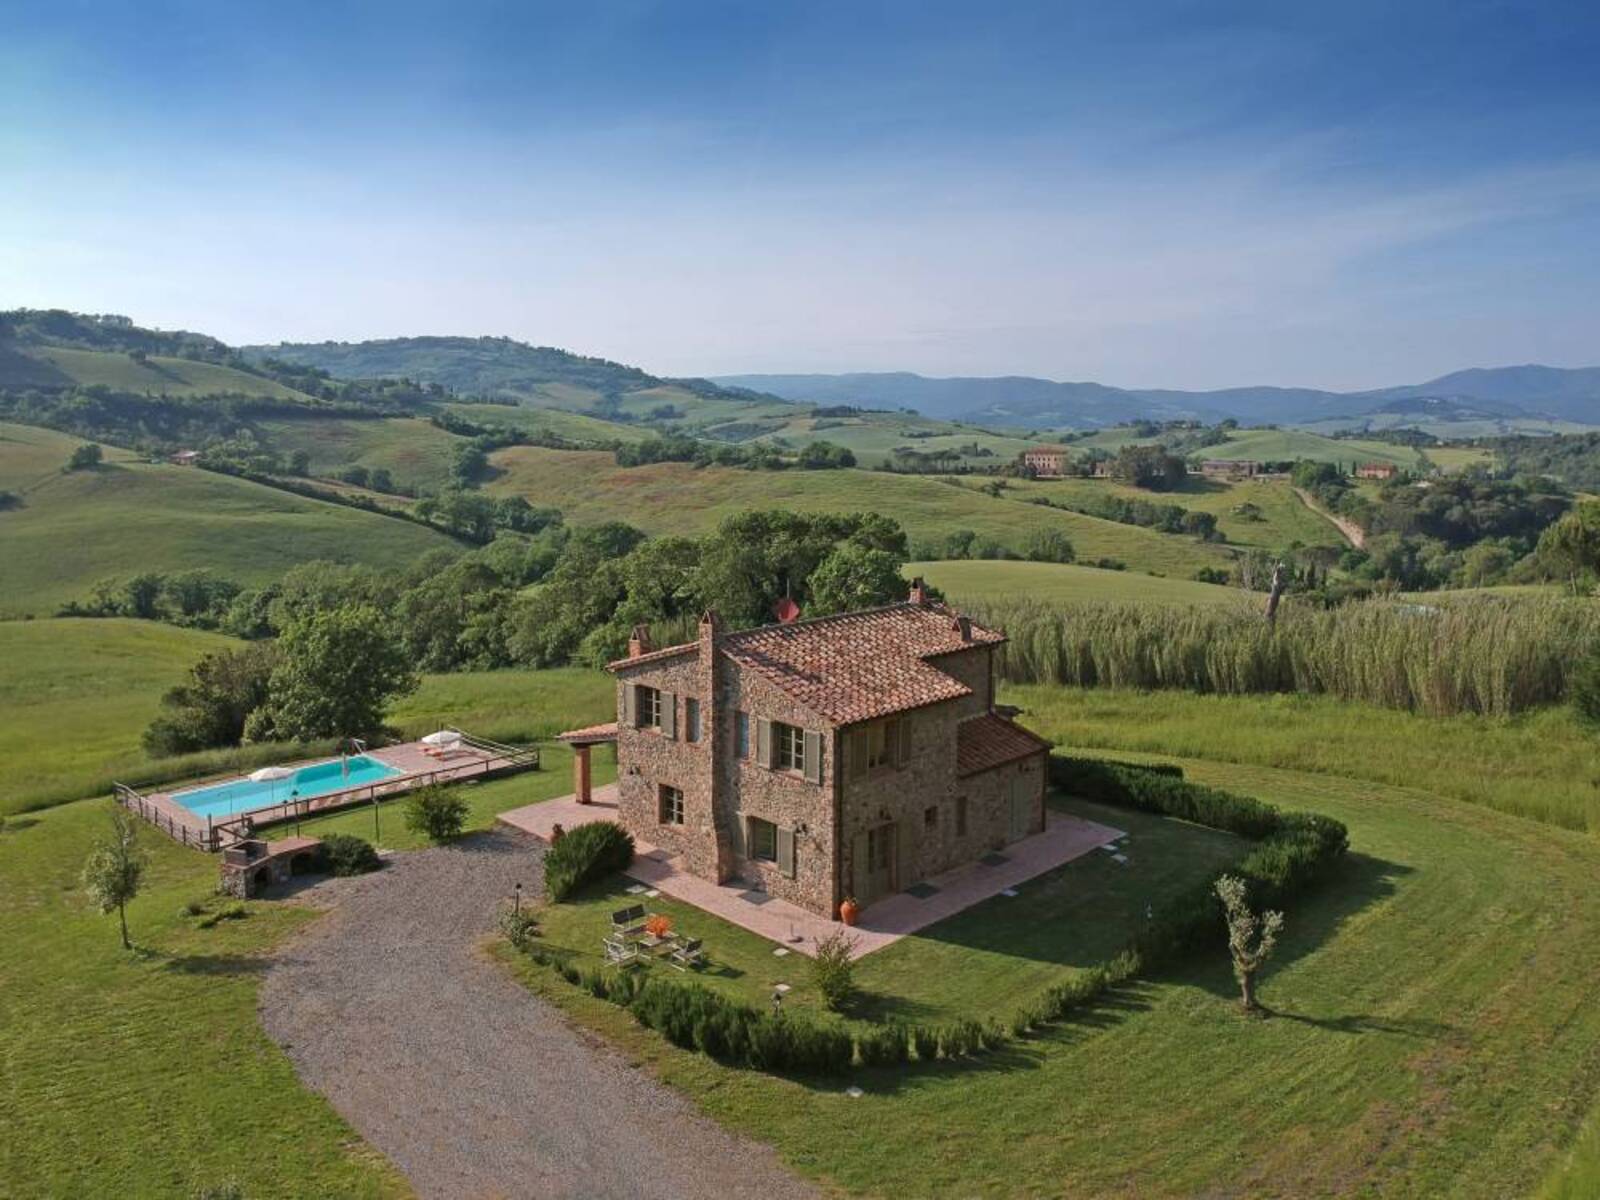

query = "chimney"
[
  {"left": 952, "top": 614, "right": 973, "bottom": 642},
  {"left": 626, "top": 624, "right": 653, "bottom": 659},
  {"left": 699, "top": 608, "right": 721, "bottom": 644},
  {"left": 908, "top": 576, "right": 928, "bottom": 606}
]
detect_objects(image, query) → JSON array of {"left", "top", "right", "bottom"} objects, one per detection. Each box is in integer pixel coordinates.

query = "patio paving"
[{"left": 497, "top": 790, "right": 1124, "bottom": 959}]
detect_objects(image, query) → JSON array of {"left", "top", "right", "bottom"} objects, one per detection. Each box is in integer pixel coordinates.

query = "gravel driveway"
[{"left": 259, "top": 828, "right": 819, "bottom": 1200}]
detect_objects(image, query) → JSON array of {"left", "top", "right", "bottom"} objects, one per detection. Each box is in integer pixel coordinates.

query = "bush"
[
  {"left": 544, "top": 820, "right": 634, "bottom": 901},
  {"left": 320, "top": 833, "right": 381, "bottom": 876},
  {"left": 1573, "top": 641, "right": 1600, "bottom": 725},
  {"left": 811, "top": 928, "right": 858, "bottom": 1012},
  {"left": 855, "top": 1022, "right": 909, "bottom": 1067},
  {"left": 404, "top": 785, "right": 470, "bottom": 843},
  {"left": 1049, "top": 755, "right": 1279, "bottom": 838},
  {"left": 498, "top": 908, "right": 540, "bottom": 950},
  {"left": 910, "top": 1023, "right": 939, "bottom": 1061}
]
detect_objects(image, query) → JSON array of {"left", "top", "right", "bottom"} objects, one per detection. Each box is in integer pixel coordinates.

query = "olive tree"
[
  {"left": 82, "top": 809, "right": 148, "bottom": 949},
  {"left": 1215, "top": 873, "right": 1283, "bottom": 1013}
]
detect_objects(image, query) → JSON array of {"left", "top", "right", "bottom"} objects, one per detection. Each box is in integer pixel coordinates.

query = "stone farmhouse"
[
  {"left": 1355, "top": 461, "right": 1399, "bottom": 480},
  {"left": 1020, "top": 446, "right": 1071, "bottom": 477},
  {"left": 604, "top": 582, "right": 1050, "bottom": 918}
]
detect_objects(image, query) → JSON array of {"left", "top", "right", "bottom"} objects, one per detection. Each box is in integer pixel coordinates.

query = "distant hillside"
[
  {"left": 247, "top": 336, "right": 795, "bottom": 429},
  {"left": 716, "top": 365, "right": 1600, "bottom": 430}
]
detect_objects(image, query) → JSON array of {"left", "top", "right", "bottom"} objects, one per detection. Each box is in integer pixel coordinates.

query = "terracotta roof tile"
[
  {"left": 557, "top": 721, "right": 619, "bottom": 744},
  {"left": 956, "top": 713, "right": 1050, "bottom": 776},
  {"left": 719, "top": 602, "right": 1004, "bottom": 725},
  {"left": 606, "top": 642, "right": 698, "bottom": 672}
]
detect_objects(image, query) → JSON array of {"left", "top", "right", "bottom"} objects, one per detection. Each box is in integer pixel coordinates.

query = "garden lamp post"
[
  {"left": 291, "top": 789, "right": 301, "bottom": 837},
  {"left": 514, "top": 882, "right": 523, "bottom": 915},
  {"left": 372, "top": 791, "right": 380, "bottom": 842}
]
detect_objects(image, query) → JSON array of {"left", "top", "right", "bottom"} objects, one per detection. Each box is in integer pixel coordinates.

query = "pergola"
[{"left": 556, "top": 722, "right": 618, "bottom": 804}]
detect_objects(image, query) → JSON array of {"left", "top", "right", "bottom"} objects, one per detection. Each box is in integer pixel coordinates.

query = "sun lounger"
[{"left": 603, "top": 935, "right": 640, "bottom": 967}]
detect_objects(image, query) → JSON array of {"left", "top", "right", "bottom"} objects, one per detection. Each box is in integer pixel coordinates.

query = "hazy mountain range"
[{"left": 713, "top": 365, "right": 1600, "bottom": 429}]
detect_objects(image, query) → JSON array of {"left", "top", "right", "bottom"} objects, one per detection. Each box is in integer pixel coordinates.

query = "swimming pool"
[{"left": 170, "top": 755, "right": 403, "bottom": 821}]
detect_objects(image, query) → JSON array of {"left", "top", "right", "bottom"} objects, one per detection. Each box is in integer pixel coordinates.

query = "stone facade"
[{"left": 608, "top": 604, "right": 1048, "bottom": 918}]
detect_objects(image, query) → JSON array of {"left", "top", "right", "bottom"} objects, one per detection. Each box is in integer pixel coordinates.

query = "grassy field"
[
  {"left": 1205, "top": 427, "right": 1423, "bottom": 469},
  {"left": 1427, "top": 445, "right": 1497, "bottom": 472},
  {"left": 908, "top": 559, "right": 1248, "bottom": 607},
  {"left": 486, "top": 447, "right": 1234, "bottom": 575},
  {"left": 529, "top": 793, "right": 1243, "bottom": 1028},
  {"left": 444, "top": 401, "right": 657, "bottom": 445},
  {"left": 0, "top": 795, "right": 408, "bottom": 1197},
  {"left": 256, "top": 415, "right": 460, "bottom": 491},
  {"left": 0, "top": 421, "right": 462, "bottom": 615},
  {"left": 1003, "top": 474, "right": 1345, "bottom": 549},
  {"left": 754, "top": 412, "right": 1044, "bottom": 467},
  {"left": 15, "top": 345, "right": 309, "bottom": 399},
  {"left": 1004, "top": 684, "right": 1600, "bottom": 834},
  {"left": 504, "top": 746, "right": 1600, "bottom": 1198}
]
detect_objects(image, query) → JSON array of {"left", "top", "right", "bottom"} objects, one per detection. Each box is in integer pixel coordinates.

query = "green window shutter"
[
  {"left": 848, "top": 730, "right": 868, "bottom": 781},
  {"left": 662, "top": 691, "right": 677, "bottom": 739},
  {"left": 895, "top": 716, "right": 913, "bottom": 768},
  {"left": 756, "top": 717, "right": 773, "bottom": 768},
  {"left": 777, "top": 827, "right": 796, "bottom": 879},
  {"left": 622, "top": 684, "right": 637, "bottom": 727},
  {"left": 803, "top": 730, "right": 822, "bottom": 784}
]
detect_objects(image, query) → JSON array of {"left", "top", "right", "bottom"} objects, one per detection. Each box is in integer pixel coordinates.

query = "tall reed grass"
[{"left": 975, "top": 596, "right": 1600, "bottom": 717}]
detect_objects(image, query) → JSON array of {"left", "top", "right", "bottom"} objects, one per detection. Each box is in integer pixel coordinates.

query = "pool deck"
[
  {"left": 498, "top": 787, "right": 1125, "bottom": 959},
  {"left": 127, "top": 741, "right": 524, "bottom": 848}
]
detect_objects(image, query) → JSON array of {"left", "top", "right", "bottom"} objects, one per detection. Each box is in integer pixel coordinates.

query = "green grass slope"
[
  {"left": 754, "top": 411, "right": 1044, "bottom": 467},
  {"left": 909, "top": 559, "right": 1250, "bottom": 607},
  {"left": 10, "top": 345, "right": 308, "bottom": 399},
  {"left": 0, "top": 795, "right": 408, "bottom": 1197},
  {"left": 0, "top": 421, "right": 462, "bottom": 615},
  {"left": 511, "top": 743, "right": 1600, "bottom": 1198},
  {"left": 443, "top": 401, "right": 657, "bottom": 445},
  {"left": 486, "top": 447, "right": 1234, "bottom": 575},
  {"left": 1207, "top": 427, "right": 1423, "bottom": 469},
  {"left": 255, "top": 415, "right": 461, "bottom": 491}
]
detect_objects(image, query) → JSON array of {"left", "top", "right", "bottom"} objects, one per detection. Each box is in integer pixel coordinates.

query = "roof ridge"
[{"left": 720, "top": 599, "right": 952, "bottom": 643}]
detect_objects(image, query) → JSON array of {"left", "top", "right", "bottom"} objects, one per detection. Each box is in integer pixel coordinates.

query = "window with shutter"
[
  {"left": 848, "top": 730, "right": 869, "bottom": 781},
  {"left": 774, "top": 722, "right": 804, "bottom": 772},
  {"left": 735, "top": 711, "right": 750, "bottom": 758},
  {"left": 661, "top": 691, "right": 677, "bottom": 739},
  {"left": 685, "top": 697, "right": 701, "bottom": 743},
  {"left": 756, "top": 717, "right": 773, "bottom": 767},
  {"left": 802, "top": 729, "right": 822, "bottom": 784},
  {"left": 777, "top": 827, "right": 796, "bottom": 878},
  {"left": 748, "top": 817, "right": 778, "bottom": 862}
]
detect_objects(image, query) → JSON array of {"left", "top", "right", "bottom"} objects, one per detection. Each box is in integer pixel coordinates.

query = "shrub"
[
  {"left": 544, "top": 820, "right": 634, "bottom": 901},
  {"left": 1572, "top": 641, "right": 1600, "bottom": 725},
  {"left": 319, "top": 833, "right": 381, "bottom": 876},
  {"left": 498, "top": 908, "right": 540, "bottom": 950},
  {"left": 855, "top": 1022, "right": 909, "bottom": 1068},
  {"left": 910, "top": 1023, "right": 939, "bottom": 1061},
  {"left": 1049, "top": 755, "right": 1279, "bottom": 839},
  {"left": 180, "top": 899, "right": 206, "bottom": 918},
  {"left": 811, "top": 928, "right": 859, "bottom": 1012},
  {"left": 404, "top": 784, "right": 470, "bottom": 844}
]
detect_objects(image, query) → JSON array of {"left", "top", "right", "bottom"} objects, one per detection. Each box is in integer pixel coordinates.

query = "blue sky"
[{"left": 2, "top": 0, "right": 1598, "bottom": 389}]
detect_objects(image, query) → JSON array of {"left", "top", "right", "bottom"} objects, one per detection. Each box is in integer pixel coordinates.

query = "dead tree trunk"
[{"left": 1264, "top": 560, "right": 1285, "bottom": 626}]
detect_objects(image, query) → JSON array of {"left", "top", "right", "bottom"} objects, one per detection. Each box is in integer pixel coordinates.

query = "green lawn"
[
  {"left": 527, "top": 794, "right": 1243, "bottom": 1028},
  {"left": 444, "top": 402, "right": 657, "bottom": 445},
  {"left": 503, "top": 748, "right": 1600, "bottom": 1198},
  {"left": 0, "top": 796, "right": 408, "bottom": 1198},
  {"left": 0, "top": 421, "right": 464, "bottom": 616},
  {"left": 486, "top": 447, "right": 1234, "bottom": 575},
  {"left": 755, "top": 412, "right": 1044, "bottom": 468},
  {"left": 908, "top": 559, "right": 1249, "bottom": 608},
  {"left": 1205, "top": 427, "right": 1423, "bottom": 470}
]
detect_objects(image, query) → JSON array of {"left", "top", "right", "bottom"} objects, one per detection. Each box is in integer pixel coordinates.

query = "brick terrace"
[{"left": 498, "top": 786, "right": 1124, "bottom": 959}]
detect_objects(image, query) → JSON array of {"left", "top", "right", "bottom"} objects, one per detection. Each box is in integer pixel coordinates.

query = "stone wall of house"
[
  {"left": 715, "top": 661, "right": 838, "bottom": 915},
  {"left": 612, "top": 651, "right": 719, "bottom": 879}
]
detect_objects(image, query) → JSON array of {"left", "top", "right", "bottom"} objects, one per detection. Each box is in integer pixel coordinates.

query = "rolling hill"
[
  {"left": 717, "top": 364, "right": 1600, "bottom": 430},
  {"left": 483, "top": 446, "right": 1235, "bottom": 576},
  {"left": 0, "top": 421, "right": 463, "bottom": 616},
  {"left": 906, "top": 559, "right": 1250, "bottom": 608}
]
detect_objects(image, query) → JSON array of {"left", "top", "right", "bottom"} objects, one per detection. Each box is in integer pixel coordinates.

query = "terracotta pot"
[{"left": 839, "top": 898, "right": 859, "bottom": 926}]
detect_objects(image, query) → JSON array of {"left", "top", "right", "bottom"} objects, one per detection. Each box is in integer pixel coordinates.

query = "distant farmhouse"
[
  {"left": 1355, "top": 462, "right": 1399, "bottom": 480},
  {"left": 1019, "top": 446, "right": 1071, "bottom": 478},
  {"left": 594, "top": 583, "right": 1049, "bottom": 918},
  {"left": 1199, "top": 458, "right": 1261, "bottom": 479}
]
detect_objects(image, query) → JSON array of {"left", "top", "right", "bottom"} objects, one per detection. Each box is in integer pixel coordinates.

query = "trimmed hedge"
[
  {"left": 510, "top": 754, "right": 1350, "bottom": 1075},
  {"left": 544, "top": 820, "right": 634, "bottom": 901}
]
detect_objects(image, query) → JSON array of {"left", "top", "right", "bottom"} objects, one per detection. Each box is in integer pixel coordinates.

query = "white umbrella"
[{"left": 421, "top": 730, "right": 462, "bottom": 747}]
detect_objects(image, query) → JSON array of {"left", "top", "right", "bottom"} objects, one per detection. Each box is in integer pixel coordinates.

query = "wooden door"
[{"left": 854, "top": 822, "right": 896, "bottom": 904}]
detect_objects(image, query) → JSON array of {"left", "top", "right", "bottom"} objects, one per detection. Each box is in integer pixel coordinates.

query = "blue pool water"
[{"left": 171, "top": 755, "right": 403, "bottom": 821}]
